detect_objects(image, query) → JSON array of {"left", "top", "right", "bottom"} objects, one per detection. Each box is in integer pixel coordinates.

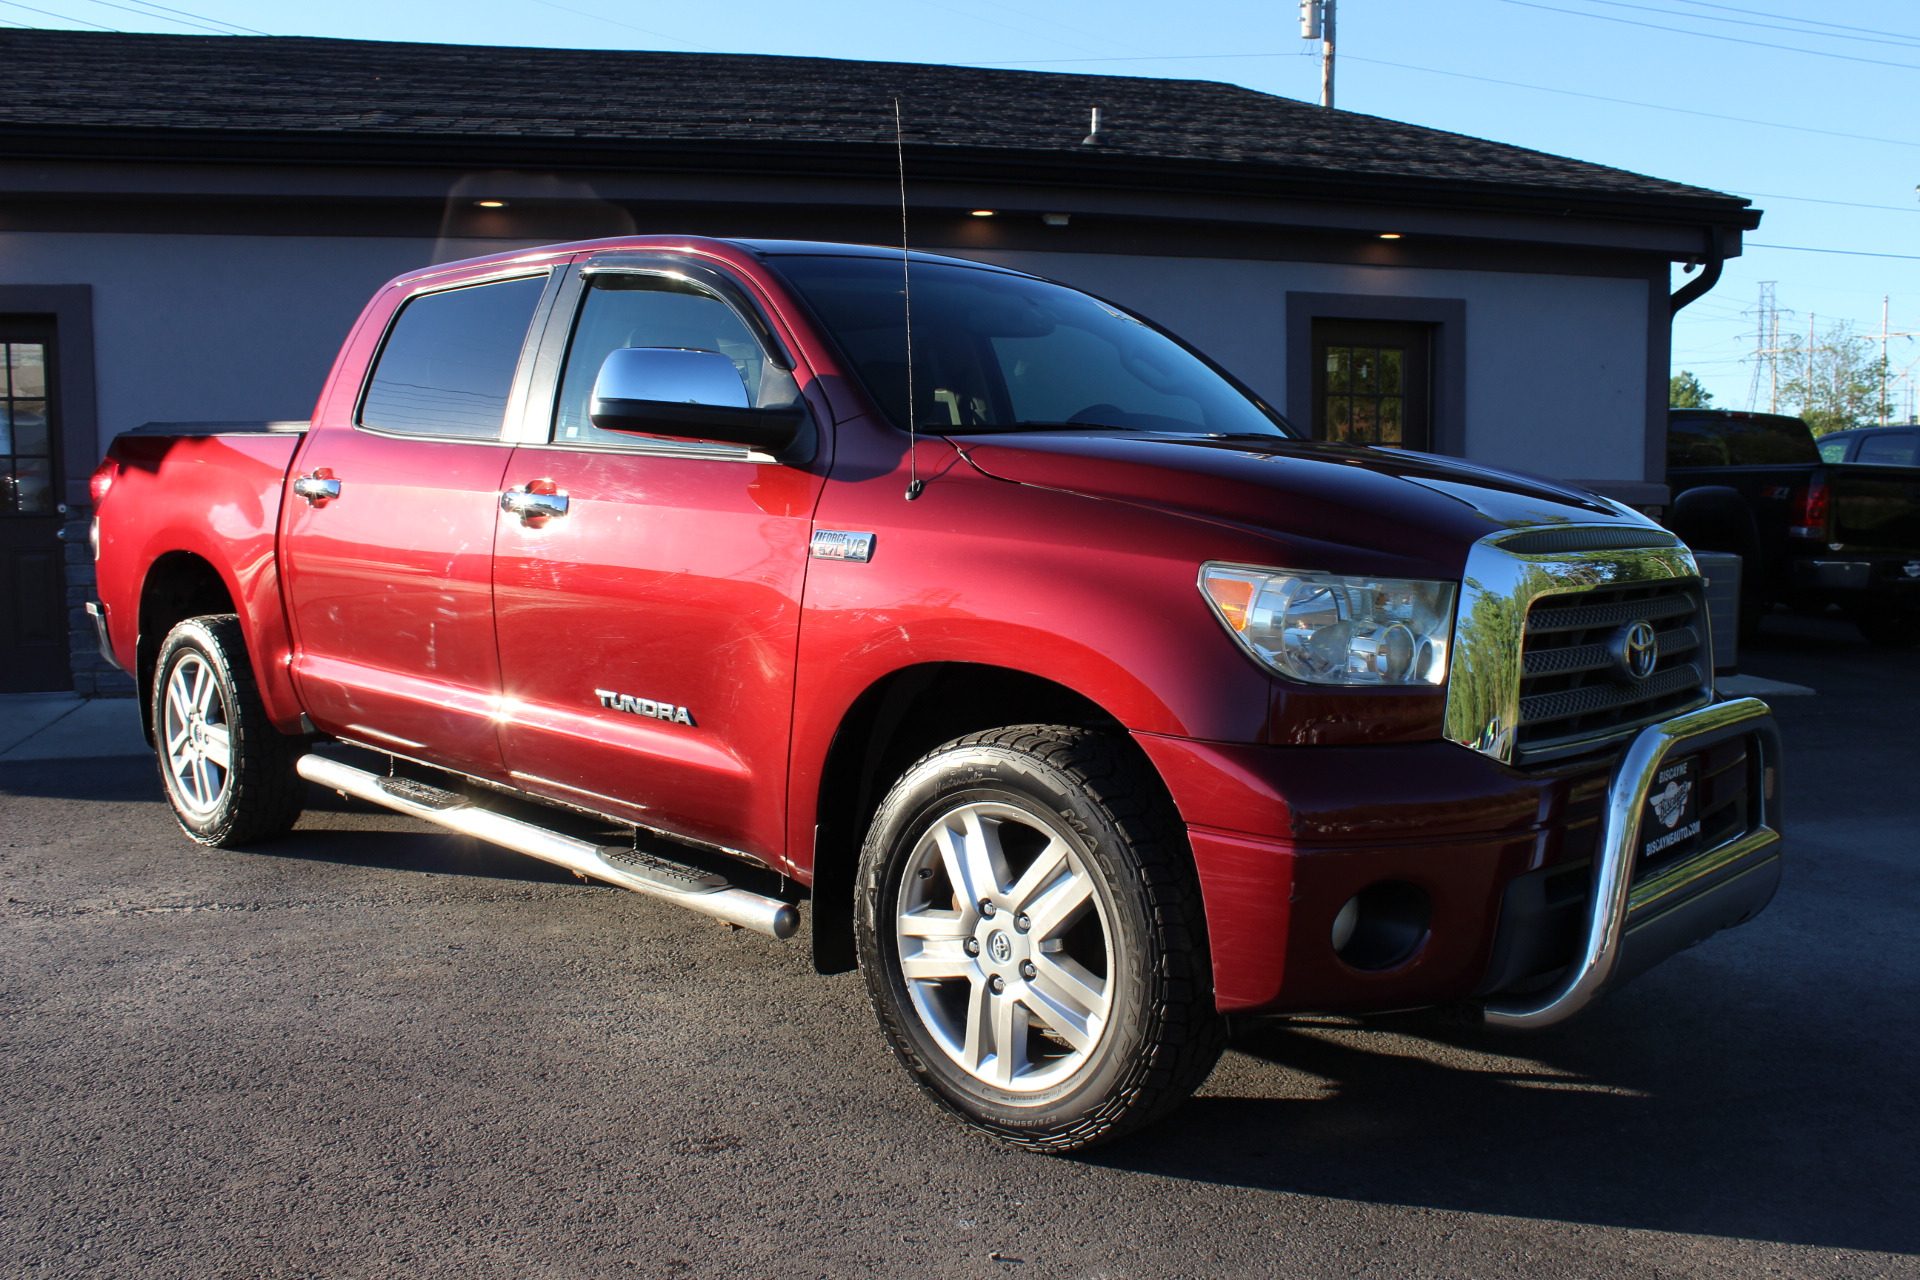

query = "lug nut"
[
  {"left": 987, "top": 974, "right": 1005, "bottom": 993},
  {"left": 978, "top": 898, "right": 996, "bottom": 918},
  {"left": 965, "top": 937, "right": 981, "bottom": 956},
  {"left": 1015, "top": 913, "right": 1031, "bottom": 933},
  {"left": 1019, "top": 960, "right": 1037, "bottom": 980}
]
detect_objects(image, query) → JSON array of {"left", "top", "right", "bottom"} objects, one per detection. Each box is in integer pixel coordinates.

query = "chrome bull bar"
[{"left": 1482, "top": 696, "right": 1782, "bottom": 1029}]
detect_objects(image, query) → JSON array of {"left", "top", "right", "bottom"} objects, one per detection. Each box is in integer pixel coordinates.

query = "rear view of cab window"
[
  {"left": 1724, "top": 415, "right": 1819, "bottom": 466},
  {"left": 1667, "top": 418, "right": 1728, "bottom": 468},
  {"left": 360, "top": 275, "right": 546, "bottom": 439}
]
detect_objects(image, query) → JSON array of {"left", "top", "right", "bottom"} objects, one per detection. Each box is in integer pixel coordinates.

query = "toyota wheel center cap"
[{"left": 986, "top": 929, "right": 1014, "bottom": 964}]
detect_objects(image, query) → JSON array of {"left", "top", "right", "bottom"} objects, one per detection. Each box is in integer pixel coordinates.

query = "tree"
[
  {"left": 1779, "top": 320, "right": 1891, "bottom": 436},
  {"left": 1669, "top": 371, "right": 1714, "bottom": 408}
]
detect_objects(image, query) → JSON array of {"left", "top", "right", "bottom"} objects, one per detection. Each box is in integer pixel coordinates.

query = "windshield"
[{"left": 770, "top": 255, "right": 1291, "bottom": 437}]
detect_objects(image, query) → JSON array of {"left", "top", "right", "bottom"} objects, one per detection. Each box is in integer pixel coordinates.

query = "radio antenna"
[{"left": 896, "top": 98, "right": 923, "bottom": 501}]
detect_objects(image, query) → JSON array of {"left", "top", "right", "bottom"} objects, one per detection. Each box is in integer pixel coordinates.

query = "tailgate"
[{"left": 1829, "top": 463, "right": 1920, "bottom": 553}]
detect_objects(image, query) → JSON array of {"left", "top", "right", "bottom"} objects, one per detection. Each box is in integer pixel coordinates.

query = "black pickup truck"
[{"left": 1667, "top": 409, "right": 1920, "bottom": 646}]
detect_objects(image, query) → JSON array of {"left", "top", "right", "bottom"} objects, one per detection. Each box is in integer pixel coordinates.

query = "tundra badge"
[
  {"left": 810, "top": 529, "right": 875, "bottom": 562},
  {"left": 595, "top": 689, "right": 696, "bottom": 726}
]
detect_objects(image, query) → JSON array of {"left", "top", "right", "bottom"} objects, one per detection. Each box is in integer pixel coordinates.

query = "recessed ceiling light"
[
  {"left": 475, "top": 200, "right": 508, "bottom": 209},
  {"left": 1378, "top": 232, "right": 1402, "bottom": 240},
  {"left": 971, "top": 210, "right": 996, "bottom": 217}
]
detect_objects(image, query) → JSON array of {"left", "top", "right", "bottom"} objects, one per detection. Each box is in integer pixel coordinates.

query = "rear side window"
[
  {"left": 360, "top": 275, "right": 546, "bottom": 439},
  {"left": 1818, "top": 436, "right": 1851, "bottom": 463},
  {"left": 1854, "top": 431, "right": 1918, "bottom": 467}
]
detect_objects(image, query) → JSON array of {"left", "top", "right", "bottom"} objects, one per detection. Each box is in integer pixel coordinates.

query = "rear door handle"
[
  {"left": 292, "top": 470, "right": 341, "bottom": 506},
  {"left": 500, "top": 482, "right": 569, "bottom": 524}
]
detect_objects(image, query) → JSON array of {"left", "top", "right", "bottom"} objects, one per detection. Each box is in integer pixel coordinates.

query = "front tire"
[
  {"left": 153, "top": 615, "right": 304, "bottom": 847},
  {"left": 855, "top": 726, "right": 1224, "bottom": 1152}
]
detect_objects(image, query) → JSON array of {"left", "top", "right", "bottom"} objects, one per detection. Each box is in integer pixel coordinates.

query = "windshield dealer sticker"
[{"left": 811, "top": 530, "right": 875, "bottom": 562}]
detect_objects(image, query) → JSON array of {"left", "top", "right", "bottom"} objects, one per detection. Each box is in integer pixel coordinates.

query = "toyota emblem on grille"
[{"left": 1609, "top": 619, "right": 1660, "bottom": 682}]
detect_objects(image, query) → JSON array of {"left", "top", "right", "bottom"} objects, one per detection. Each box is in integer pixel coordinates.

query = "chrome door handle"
[
  {"left": 292, "top": 471, "right": 341, "bottom": 506},
  {"left": 500, "top": 485, "right": 569, "bottom": 523}
]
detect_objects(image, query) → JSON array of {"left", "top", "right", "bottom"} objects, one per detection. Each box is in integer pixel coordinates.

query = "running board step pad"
[{"left": 298, "top": 754, "right": 798, "bottom": 939}]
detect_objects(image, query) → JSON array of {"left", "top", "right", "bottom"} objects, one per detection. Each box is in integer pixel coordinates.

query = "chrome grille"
[{"left": 1513, "top": 579, "right": 1708, "bottom": 762}]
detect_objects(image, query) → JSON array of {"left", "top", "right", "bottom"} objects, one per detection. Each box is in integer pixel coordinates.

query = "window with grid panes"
[
  {"left": 1, "top": 340, "right": 51, "bottom": 513},
  {"left": 1310, "top": 319, "right": 1433, "bottom": 452}
]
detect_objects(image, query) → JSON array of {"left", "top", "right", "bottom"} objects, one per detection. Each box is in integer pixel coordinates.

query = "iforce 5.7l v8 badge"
[{"left": 810, "top": 530, "right": 875, "bottom": 562}]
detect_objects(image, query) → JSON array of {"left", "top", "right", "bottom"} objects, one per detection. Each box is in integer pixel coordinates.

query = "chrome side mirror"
[{"left": 589, "top": 347, "right": 804, "bottom": 453}]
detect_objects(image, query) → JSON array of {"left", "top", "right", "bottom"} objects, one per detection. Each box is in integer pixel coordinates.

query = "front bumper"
[
  {"left": 1482, "top": 696, "right": 1781, "bottom": 1027},
  {"left": 1135, "top": 697, "right": 1782, "bottom": 1019}
]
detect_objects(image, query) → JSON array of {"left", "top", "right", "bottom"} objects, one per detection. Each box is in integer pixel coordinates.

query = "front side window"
[
  {"left": 360, "top": 275, "right": 546, "bottom": 439},
  {"left": 770, "top": 255, "right": 1287, "bottom": 437},
  {"left": 552, "top": 272, "right": 796, "bottom": 447}
]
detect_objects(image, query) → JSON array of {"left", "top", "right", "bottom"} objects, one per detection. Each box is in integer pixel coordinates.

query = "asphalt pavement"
[{"left": 2, "top": 612, "right": 1915, "bottom": 1280}]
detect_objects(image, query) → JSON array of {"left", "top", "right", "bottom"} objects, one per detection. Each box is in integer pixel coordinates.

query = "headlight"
[{"left": 1199, "top": 563, "right": 1457, "bottom": 687}]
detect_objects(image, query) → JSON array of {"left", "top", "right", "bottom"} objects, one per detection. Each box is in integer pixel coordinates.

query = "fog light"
[{"left": 1331, "top": 881, "right": 1432, "bottom": 971}]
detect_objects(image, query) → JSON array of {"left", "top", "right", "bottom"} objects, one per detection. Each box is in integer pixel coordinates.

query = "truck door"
[
  {"left": 490, "top": 259, "right": 825, "bottom": 866},
  {"left": 279, "top": 267, "right": 555, "bottom": 778}
]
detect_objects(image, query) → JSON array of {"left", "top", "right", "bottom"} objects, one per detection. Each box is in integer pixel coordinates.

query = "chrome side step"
[{"left": 294, "top": 754, "right": 799, "bottom": 940}]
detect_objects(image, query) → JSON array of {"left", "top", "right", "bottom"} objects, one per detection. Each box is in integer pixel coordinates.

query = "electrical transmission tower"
[{"left": 1747, "top": 282, "right": 1782, "bottom": 412}]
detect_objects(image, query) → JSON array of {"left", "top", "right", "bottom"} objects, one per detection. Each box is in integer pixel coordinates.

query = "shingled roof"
[{"left": 0, "top": 29, "right": 1751, "bottom": 219}]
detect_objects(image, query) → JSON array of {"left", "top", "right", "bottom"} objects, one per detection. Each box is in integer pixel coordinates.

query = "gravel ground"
[{"left": 2, "top": 612, "right": 1915, "bottom": 1280}]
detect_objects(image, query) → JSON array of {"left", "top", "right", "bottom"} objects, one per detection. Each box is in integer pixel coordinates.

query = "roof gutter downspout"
[{"left": 1670, "top": 225, "right": 1726, "bottom": 315}]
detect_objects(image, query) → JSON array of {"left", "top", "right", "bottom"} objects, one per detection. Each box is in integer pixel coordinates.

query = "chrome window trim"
[
  {"left": 506, "top": 255, "right": 805, "bottom": 464},
  {"left": 352, "top": 266, "right": 558, "bottom": 445},
  {"left": 1443, "top": 524, "right": 1710, "bottom": 765}
]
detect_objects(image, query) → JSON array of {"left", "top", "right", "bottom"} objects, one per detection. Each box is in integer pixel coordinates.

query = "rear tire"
[
  {"left": 152, "top": 615, "right": 304, "bottom": 847},
  {"left": 855, "top": 725, "right": 1225, "bottom": 1152}
]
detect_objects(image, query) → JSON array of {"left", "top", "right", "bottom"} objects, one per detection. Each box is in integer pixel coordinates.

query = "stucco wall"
[{"left": 0, "top": 232, "right": 1648, "bottom": 485}]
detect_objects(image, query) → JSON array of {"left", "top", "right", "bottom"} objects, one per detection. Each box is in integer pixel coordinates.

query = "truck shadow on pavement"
[{"left": 1086, "top": 1008, "right": 1916, "bottom": 1257}]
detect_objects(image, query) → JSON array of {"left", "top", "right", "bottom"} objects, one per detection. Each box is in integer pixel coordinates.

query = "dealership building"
[{"left": 0, "top": 29, "right": 1758, "bottom": 693}]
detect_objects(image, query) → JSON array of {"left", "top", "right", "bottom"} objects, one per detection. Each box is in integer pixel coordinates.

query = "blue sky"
[{"left": 10, "top": 0, "right": 1915, "bottom": 417}]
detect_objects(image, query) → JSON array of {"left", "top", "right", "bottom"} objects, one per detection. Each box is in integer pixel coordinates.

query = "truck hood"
[{"left": 951, "top": 431, "right": 1644, "bottom": 577}]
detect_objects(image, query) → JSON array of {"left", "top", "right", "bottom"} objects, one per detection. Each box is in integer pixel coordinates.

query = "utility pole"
[
  {"left": 1301, "top": 0, "right": 1335, "bottom": 108},
  {"left": 1863, "top": 296, "right": 1916, "bottom": 426}
]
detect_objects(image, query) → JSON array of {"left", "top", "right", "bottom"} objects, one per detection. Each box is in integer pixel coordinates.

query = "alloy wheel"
[{"left": 893, "top": 800, "right": 1114, "bottom": 1092}]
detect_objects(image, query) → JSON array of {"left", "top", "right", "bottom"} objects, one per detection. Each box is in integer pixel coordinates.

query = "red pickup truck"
[{"left": 89, "top": 236, "right": 1784, "bottom": 1151}]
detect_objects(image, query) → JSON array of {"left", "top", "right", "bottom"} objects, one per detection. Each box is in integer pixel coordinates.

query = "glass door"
[{"left": 0, "top": 322, "right": 68, "bottom": 692}]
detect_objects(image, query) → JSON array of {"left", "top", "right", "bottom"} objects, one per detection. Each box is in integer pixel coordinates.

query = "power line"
[
  {"left": 1494, "top": 0, "right": 1920, "bottom": 71},
  {"left": 1662, "top": 0, "right": 1920, "bottom": 44},
  {"left": 967, "top": 48, "right": 1920, "bottom": 151},
  {"left": 1730, "top": 190, "right": 1920, "bottom": 214},
  {"left": 1569, "top": 0, "right": 1920, "bottom": 50},
  {"left": 1340, "top": 54, "right": 1920, "bottom": 149},
  {"left": 69, "top": 0, "right": 241, "bottom": 35},
  {"left": 107, "top": 0, "right": 267, "bottom": 35},
  {"left": 1748, "top": 242, "right": 1920, "bottom": 262},
  {"left": 0, "top": 1, "right": 116, "bottom": 29}
]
